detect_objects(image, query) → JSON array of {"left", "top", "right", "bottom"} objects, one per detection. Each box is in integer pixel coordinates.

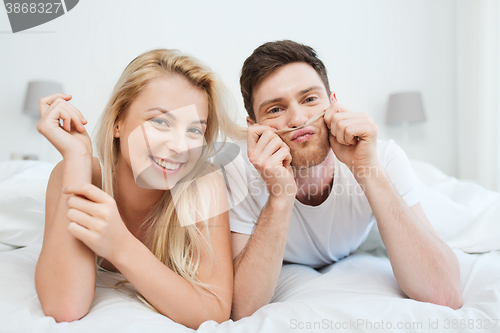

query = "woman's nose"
[
  {"left": 287, "top": 104, "right": 309, "bottom": 129},
  {"left": 165, "top": 134, "right": 189, "bottom": 157}
]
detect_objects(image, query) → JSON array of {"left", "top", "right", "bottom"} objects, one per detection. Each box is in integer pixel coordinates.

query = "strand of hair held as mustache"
[{"left": 274, "top": 110, "right": 326, "bottom": 134}]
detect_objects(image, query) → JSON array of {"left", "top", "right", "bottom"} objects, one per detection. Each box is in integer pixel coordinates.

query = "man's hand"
[
  {"left": 324, "top": 102, "right": 379, "bottom": 176},
  {"left": 247, "top": 124, "right": 297, "bottom": 198}
]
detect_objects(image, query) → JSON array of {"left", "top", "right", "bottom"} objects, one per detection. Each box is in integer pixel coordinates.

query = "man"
[{"left": 228, "top": 40, "right": 462, "bottom": 320}]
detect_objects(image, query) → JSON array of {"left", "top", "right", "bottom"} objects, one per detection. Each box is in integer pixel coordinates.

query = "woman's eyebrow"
[
  {"left": 146, "top": 106, "right": 205, "bottom": 124},
  {"left": 146, "top": 106, "right": 169, "bottom": 113}
]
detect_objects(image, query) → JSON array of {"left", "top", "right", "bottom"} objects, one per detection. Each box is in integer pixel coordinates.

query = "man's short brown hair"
[{"left": 240, "top": 40, "right": 331, "bottom": 121}]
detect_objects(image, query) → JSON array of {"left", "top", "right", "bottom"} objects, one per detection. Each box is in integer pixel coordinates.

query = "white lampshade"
[
  {"left": 386, "top": 92, "right": 426, "bottom": 124},
  {"left": 23, "top": 81, "right": 64, "bottom": 118}
]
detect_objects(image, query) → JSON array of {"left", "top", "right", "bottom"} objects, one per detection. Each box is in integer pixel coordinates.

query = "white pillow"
[{"left": 0, "top": 160, "right": 55, "bottom": 248}]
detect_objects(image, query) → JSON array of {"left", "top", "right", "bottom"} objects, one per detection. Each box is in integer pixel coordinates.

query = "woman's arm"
[
  {"left": 63, "top": 172, "right": 233, "bottom": 329},
  {"left": 35, "top": 158, "right": 97, "bottom": 322},
  {"left": 34, "top": 93, "right": 97, "bottom": 322}
]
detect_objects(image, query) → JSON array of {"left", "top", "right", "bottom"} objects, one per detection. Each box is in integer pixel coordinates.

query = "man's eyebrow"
[
  {"left": 298, "top": 86, "right": 323, "bottom": 96},
  {"left": 258, "top": 97, "right": 283, "bottom": 113}
]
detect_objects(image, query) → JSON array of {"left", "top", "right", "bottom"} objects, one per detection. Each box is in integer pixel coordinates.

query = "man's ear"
[
  {"left": 330, "top": 91, "right": 337, "bottom": 103},
  {"left": 246, "top": 116, "right": 256, "bottom": 126}
]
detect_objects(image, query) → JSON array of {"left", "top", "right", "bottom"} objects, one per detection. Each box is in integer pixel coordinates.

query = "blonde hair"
[{"left": 94, "top": 49, "right": 244, "bottom": 305}]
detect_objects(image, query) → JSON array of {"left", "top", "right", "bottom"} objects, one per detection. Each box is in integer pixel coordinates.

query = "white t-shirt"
[{"left": 227, "top": 139, "right": 420, "bottom": 268}]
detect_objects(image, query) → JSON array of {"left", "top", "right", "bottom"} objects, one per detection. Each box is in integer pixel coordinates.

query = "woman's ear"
[{"left": 113, "top": 121, "right": 121, "bottom": 138}]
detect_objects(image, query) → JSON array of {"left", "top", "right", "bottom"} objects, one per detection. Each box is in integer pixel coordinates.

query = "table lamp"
[
  {"left": 386, "top": 92, "right": 426, "bottom": 147},
  {"left": 23, "top": 81, "right": 64, "bottom": 118}
]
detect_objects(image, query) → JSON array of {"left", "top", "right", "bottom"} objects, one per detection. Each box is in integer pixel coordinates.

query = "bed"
[{"left": 1, "top": 159, "right": 499, "bottom": 332}]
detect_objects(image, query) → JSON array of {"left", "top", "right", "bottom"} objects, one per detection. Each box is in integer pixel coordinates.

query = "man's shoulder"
[
  {"left": 233, "top": 139, "right": 248, "bottom": 154},
  {"left": 375, "top": 139, "right": 405, "bottom": 164}
]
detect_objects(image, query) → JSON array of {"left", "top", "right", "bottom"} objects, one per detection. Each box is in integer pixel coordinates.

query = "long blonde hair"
[{"left": 94, "top": 49, "right": 244, "bottom": 302}]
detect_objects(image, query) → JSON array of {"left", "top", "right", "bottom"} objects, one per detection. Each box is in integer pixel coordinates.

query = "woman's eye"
[
  {"left": 188, "top": 127, "right": 203, "bottom": 135},
  {"left": 150, "top": 118, "right": 170, "bottom": 127}
]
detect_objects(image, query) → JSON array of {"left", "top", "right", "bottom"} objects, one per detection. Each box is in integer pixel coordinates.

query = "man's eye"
[
  {"left": 268, "top": 107, "right": 282, "bottom": 114},
  {"left": 150, "top": 118, "right": 170, "bottom": 127},
  {"left": 304, "top": 96, "right": 317, "bottom": 103}
]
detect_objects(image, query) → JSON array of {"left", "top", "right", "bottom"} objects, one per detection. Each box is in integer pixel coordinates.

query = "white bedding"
[{"left": 1, "top": 160, "right": 500, "bottom": 332}]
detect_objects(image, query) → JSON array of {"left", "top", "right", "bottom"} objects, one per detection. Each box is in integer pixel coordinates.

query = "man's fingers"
[
  {"left": 324, "top": 102, "right": 354, "bottom": 129},
  {"left": 260, "top": 136, "right": 287, "bottom": 161},
  {"left": 333, "top": 118, "right": 373, "bottom": 145},
  {"left": 251, "top": 130, "right": 280, "bottom": 158},
  {"left": 248, "top": 126, "right": 280, "bottom": 160},
  {"left": 344, "top": 124, "right": 364, "bottom": 145},
  {"left": 270, "top": 146, "right": 292, "bottom": 168},
  {"left": 247, "top": 124, "right": 276, "bottom": 152},
  {"left": 328, "top": 113, "right": 368, "bottom": 140}
]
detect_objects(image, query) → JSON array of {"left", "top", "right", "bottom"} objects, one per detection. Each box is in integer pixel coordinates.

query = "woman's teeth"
[{"left": 152, "top": 157, "right": 181, "bottom": 170}]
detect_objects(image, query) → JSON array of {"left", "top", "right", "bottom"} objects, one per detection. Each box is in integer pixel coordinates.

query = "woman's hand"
[
  {"left": 36, "top": 93, "right": 92, "bottom": 158},
  {"left": 63, "top": 184, "right": 132, "bottom": 263}
]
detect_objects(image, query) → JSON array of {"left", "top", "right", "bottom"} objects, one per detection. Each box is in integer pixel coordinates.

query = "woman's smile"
[{"left": 149, "top": 155, "right": 186, "bottom": 175}]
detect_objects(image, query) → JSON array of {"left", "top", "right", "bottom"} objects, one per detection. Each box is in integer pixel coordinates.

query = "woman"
[{"left": 34, "top": 49, "right": 243, "bottom": 329}]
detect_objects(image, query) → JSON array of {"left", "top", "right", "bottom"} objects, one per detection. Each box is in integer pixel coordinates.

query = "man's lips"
[{"left": 291, "top": 127, "right": 315, "bottom": 141}]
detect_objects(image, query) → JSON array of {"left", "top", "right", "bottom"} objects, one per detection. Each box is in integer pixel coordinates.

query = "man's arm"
[
  {"left": 230, "top": 124, "right": 296, "bottom": 321},
  {"left": 324, "top": 101, "right": 462, "bottom": 309},
  {"left": 359, "top": 168, "right": 462, "bottom": 309},
  {"left": 231, "top": 196, "right": 294, "bottom": 321}
]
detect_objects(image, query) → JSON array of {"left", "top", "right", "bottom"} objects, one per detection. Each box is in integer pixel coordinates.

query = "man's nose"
[{"left": 287, "top": 103, "right": 309, "bottom": 129}]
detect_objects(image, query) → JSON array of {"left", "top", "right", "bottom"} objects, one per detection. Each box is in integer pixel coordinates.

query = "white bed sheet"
[
  {"left": 1, "top": 159, "right": 500, "bottom": 332},
  {"left": 1, "top": 245, "right": 499, "bottom": 332}
]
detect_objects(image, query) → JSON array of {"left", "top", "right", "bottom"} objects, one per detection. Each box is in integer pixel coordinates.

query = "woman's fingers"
[
  {"left": 45, "top": 100, "right": 86, "bottom": 132},
  {"left": 39, "top": 94, "right": 87, "bottom": 132},
  {"left": 58, "top": 103, "right": 86, "bottom": 132},
  {"left": 39, "top": 93, "right": 72, "bottom": 116},
  {"left": 67, "top": 222, "right": 95, "bottom": 247},
  {"left": 57, "top": 108, "right": 72, "bottom": 132},
  {"left": 67, "top": 195, "right": 102, "bottom": 217},
  {"left": 63, "top": 184, "right": 110, "bottom": 204},
  {"left": 67, "top": 208, "right": 95, "bottom": 229},
  {"left": 65, "top": 101, "right": 87, "bottom": 125}
]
